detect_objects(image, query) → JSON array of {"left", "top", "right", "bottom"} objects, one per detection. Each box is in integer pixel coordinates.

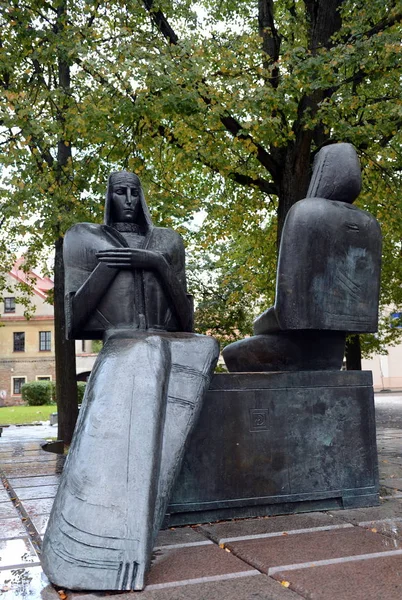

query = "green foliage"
[
  {"left": 22, "top": 381, "right": 53, "bottom": 406},
  {"left": 0, "top": 0, "right": 401, "bottom": 358},
  {"left": 77, "top": 381, "right": 87, "bottom": 404},
  {"left": 92, "top": 340, "right": 103, "bottom": 354}
]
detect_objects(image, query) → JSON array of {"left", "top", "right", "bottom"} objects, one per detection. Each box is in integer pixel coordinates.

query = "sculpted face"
[{"left": 110, "top": 173, "right": 141, "bottom": 223}]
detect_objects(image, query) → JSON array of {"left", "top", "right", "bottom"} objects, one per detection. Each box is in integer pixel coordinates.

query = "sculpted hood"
[
  {"left": 307, "top": 143, "right": 362, "bottom": 204},
  {"left": 104, "top": 171, "right": 153, "bottom": 234}
]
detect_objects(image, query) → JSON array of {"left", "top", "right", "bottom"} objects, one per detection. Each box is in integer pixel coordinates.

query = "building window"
[
  {"left": 39, "top": 331, "right": 51, "bottom": 351},
  {"left": 13, "top": 332, "right": 25, "bottom": 352},
  {"left": 13, "top": 377, "right": 26, "bottom": 395},
  {"left": 36, "top": 376, "right": 51, "bottom": 381},
  {"left": 4, "top": 297, "right": 15, "bottom": 313}
]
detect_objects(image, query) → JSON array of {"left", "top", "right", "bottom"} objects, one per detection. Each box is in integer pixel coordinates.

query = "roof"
[{"left": 9, "top": 257, "right": 54, "bottom": 300}]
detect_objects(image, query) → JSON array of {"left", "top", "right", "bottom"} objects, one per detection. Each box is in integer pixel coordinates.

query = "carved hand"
[{"left": 96, "top": 248, "right": 164, "bottom": 270}]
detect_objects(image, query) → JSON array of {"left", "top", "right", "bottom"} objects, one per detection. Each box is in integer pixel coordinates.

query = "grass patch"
[{"left": 0, "top": 405, "right": 56, "bottom": 425}]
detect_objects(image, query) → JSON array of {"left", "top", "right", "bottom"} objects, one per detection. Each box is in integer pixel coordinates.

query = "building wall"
[
  {"left": 0, "top": 272, "right": 55, "bottom": 405},
  {"left": 362, "top": 343, "right": 402, "bottom": 391}
]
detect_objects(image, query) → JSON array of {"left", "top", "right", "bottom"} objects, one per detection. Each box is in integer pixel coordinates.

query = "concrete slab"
[
  {"left": 329, "top": 498, "right": 402, "bottom": 524},
  {"left": 8, "top": 475, "right": 61, "bottom": 488},
  {"left": 0, "top": 537, "right": 38, "bottom": 568},
  {"left": 272, "top": 553, "right": 402, "bottom": 600},
  {"left": 358, "top": 518, "right": 402, "bottom": 542},
  {"left": 199, "top": 512, "right": 350, "bottom": 544},
  {"left": 382, "top": 478, "right": 402, "bottom": 491},
  {"left": 146, "top": 543, "right": 257, "bottom": 587},
  {"left": 155, "top": 526, "right": 211, "bottom": 548},
  {"left": 0, "top": 518, "right": 27, "bottom": 539},
  {"left": 1, "top": 461, "right": 64, "bottom": 478},
  {"left": 68, "top": 574, "right": 303, "bottom": 599},
  {"left": 0, "top": 491, "right": 9, "bottom": 504},
  {"left": 0, "top": 455, "right": 57, "bottom": 464},
  {"left": 30, "top": 514, "right": 49, "bottom": 535},
  {"left": 225, "top": 528, "right": 401, "bottom": 573},
  {"left": 13, "top": 486, "right": 58, "bottom": 501},
  {"left": 0, "top": 566, "right": 58, "bottom": 599},
  {"left": 0, "top": 423, "right": 56, "bottom": 442},
  {"left": 21, "top": 498, "right": 54, "bottom": 519},
  {"left": 0, "top": 442, "right": 45, "bottom": 453},
  {"left": 0, "top": 503, "right": 19, "bottom": 520}
]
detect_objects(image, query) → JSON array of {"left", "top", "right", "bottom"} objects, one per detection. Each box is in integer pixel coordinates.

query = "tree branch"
[
  {"left": 156, "top": 124, "right": 278, "bottom": 195},
  {"left": 142, "top": 0, "right": 178, "bottom": 44},
  {"left": 258, "top": 0, "right": 281, "bottom": 87},
  {"left": 142, "top": 0, "right": 280, "bottom": 180}
]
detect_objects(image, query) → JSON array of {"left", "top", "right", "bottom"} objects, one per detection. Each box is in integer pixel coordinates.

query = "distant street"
[{"left": 375, "top": 394, "right": 402, "bottom": 429}]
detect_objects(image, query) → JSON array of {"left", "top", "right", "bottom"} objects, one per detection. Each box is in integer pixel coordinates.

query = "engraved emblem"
[{"left": 250, "top": 408, "right": 269, "bottom": 431}]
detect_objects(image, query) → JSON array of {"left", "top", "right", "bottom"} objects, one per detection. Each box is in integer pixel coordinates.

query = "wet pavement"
[{"left": 0, "top": 394, "right": 401, "bottom": 599}]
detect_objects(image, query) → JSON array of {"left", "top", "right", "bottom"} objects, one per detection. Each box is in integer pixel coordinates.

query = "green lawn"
[{"left": 0, "top": 405, "right": 56, "bottom": 425}]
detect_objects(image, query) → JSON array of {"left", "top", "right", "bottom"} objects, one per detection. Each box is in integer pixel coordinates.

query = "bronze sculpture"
[
  {"left": 42, "top": 172, "right": 219, "bottom": 591},
  {"left": 223, "top": 143, "right": 382, "bottom": 372}
]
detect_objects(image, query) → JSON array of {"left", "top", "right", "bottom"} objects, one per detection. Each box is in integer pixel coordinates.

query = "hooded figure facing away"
[{"left": 42, "top": 172, "right": 219, "bottom": 592}]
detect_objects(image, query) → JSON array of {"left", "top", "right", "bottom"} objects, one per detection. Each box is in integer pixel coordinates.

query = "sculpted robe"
[{"left": 42, "top": 175, "right": 219, "bottom": 591}]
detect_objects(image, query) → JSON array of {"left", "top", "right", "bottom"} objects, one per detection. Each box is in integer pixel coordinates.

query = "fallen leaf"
[
  {"left": 371, "top": 528, "right": 378, "bottom": 533},
  {"left": 58, "top": 591, "right": 67, "bottom": 600},
  {"left": 281, "top": 580, "right": 290, "bottom": 588},
  {"left": 219, "top": 543, "right": 225, "bottom": 549},
  {"left": 225, "top": 548, "right": 231, "bottom": 553}
]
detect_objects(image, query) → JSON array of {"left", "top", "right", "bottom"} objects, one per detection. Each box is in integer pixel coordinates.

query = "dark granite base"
[{"left": 166, "top": 371, "right": 379, "bottom": 526}]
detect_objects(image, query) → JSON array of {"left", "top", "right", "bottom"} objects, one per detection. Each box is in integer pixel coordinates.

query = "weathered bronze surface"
[
  {"left": 223, "top": 144, "right": 382, "bottom": 372},
  {"left": 42, "top": 172, "right": 219, "bottom": 591}
]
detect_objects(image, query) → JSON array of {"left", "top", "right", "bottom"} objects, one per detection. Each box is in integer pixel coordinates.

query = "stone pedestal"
[{"left": 166, "top": 371, "right": 379, "bottom": 526}]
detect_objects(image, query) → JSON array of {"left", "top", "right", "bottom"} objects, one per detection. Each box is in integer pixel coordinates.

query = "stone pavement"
[{"left": 0, "top": 394, "right": 401, "bottom": 600}]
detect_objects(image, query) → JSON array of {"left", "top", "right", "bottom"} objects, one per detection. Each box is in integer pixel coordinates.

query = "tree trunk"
[
  {"left": 54, "top": 237, "right": 79, "bottom": 444},
  {"left": 54, "top": 0, "right": 79, "bottom": 445},
  {"left": 345, "top": 335, "right": 362, "bottom": 370}
]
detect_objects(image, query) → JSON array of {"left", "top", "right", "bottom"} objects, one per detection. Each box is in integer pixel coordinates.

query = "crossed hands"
[{"left": 96, "top": 248, "right": 163, "bottom": 270}]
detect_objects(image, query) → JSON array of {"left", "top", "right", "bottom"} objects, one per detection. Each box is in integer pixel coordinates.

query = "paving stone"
[
  {"left": 146, "top": 543, "right": 257, "bottom": 586},
  {"left": 13, "top": 485, "right": 58, "bottom": 501},
  {"left": 0, "top": 518, "right": 27, "bottom": 539},
  {"left": 358, "top": 518, "right": 402, "bottom": 542},
  {"left": 0, "top": 454, "right": 57, "bottom": 464},
  {"left": 0, "top": 491, "right": 9, "bottom": 503},
  {"left": 0, "top": 443, "right": 41, "bottom": 453},
  {"left": 199, "top": 512, "right": 349, "bottom": 544},
  {"left": 225, "top": 528, "right": 401, "bottom": 573},
  {"left": 382, "top": 478, "right": 402, "bottom": 491},
  {"left": 0, "top": 449, "right": 44, "bottom": 458},
  {"left": 0, "top": 503, "right": 19, "bottom": 520},
  {"left": 30, "top": 514, "right": 49, "bottom": 535},
  {"left": 155, "top": 526, "right": 211, "bottom": 548},
  {"left": 0, "top": 537, "right": 38, "bottom": 568},
  {"left": 22, "top": 498, "right": 54, "bottom": 518},
  {"left": 272, "top": 554, "right": 402, "bottom": 600},
  {"left": 0, "top": 566, "right": 58, "bottom": 599},
  {"left": 8, "top": 475, "right": 61, "bottom": 488},
  {"left": 68, "top": 574, "right": 303, "bottom": 599},
  {"left": 329, "top": 498, "right": 402, "bottom": 524},
  {"left": 1, "top": 461, "right": 64, "bottom": 477}
]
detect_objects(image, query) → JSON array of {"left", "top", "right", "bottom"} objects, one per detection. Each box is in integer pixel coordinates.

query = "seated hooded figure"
[
  {"left": 223, "top": 143, "right": 382, "bottom": 372},
  {"left": 42, "top": 172, "right": 219, "bottom": 592}
]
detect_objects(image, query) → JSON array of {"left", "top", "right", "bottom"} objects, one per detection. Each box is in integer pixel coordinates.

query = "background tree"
[
  {"left": 134, "top": 0, "right": 402, "bottom": 365},
  {"left": 0, "top": 0, "right": 401, "bottom": 437}
]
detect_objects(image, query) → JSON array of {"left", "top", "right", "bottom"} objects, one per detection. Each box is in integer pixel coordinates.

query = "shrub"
[
  {"left": 22, "top": 381, "right": 53, "bottom": 406},
  {"left": 49, "top": 382, "right": 86, "bottom": 405},
  {"left": 77, "top": 381, "right": 86, "bottom": 404}
]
